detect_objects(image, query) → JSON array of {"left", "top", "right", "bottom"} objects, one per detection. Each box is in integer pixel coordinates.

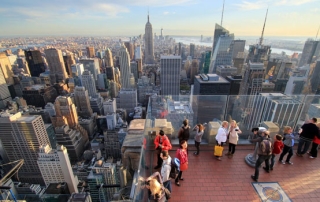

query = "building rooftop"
[{"left": 195, "top": 74, "right": 229, "bottom": 84}]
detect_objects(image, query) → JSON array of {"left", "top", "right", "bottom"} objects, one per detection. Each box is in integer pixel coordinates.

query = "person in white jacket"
[
  {"left": 160, "top": 150, "right": 172, "bottom": 192},
  {"left": 215, "top": 121, "right": 229, "bottom": 160},
  {"left": 226, "top": 120, "right": 242, "bottom": 158}
]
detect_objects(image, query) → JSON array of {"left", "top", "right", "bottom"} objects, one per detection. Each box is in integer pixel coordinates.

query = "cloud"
[
  {"left": 127, "top": 0, "right": 195, "bottom": 7},
  {"left": 234, "top": 1, "right": 267, "bottom": 11},
  {"left": 235, "top": 0, "right": 317, "bottom": 10},
  {"left": 163, "top": 11, "right": 169, "bottom": 15}
]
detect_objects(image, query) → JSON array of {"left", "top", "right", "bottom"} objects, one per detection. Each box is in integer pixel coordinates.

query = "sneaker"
[
  {"left": 279, "top": 160, "right": 285, "bottom": 164},
  {"left": 263, "top": 167, "right": 270, "bottom": 173},
  {"left": 296, "top": 152, "right": 303, "bottom": 157},
  {"left": 309, "top": 156, "right": 315, "bottom": 159},
  {"left": 175, "top": 182, "right": 180, "bottom": 186},
  {"left": 251, "top": 175, "right": 258, "bottom": 182},
  {"left": 286, "top": 161, "right": 293, "bottom": 165}
]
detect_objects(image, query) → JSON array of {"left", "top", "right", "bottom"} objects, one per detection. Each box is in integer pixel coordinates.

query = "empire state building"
[{"left": 144, "top": 14, "right": 155, "bottom": 64}]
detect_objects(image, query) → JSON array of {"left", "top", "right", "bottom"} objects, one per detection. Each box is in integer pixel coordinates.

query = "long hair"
[
  {"left": 179, "top": 139, "right": 187, "bottom": 149},
  {"left": 230, "top": 120, "right": 238, "bottom": 128},
  {"left": 149, "top": 178, "right": 162, "bottom": 197},
  {"left": 198, "top": 124, "right": 204, "bottom": 132}
]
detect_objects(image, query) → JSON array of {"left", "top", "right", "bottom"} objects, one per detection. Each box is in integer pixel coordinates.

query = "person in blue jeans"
[
  {"left": 160, "top": 150, "right": 172, "bottom": 193},
  {"left": 279, "top": 126, "right": 299, "bottom": 165},
  {"left": 297, "top": 118, "right": 319, "bottom": 157}
]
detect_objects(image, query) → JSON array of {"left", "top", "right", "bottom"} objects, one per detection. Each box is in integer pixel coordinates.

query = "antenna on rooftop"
[
  {"left": 221, "top": 0, "right": 225, "bottom": 26},
  {"left": 316, "top": 25, "right": 320, "bottom": 40},
  {"left": 259, "top": 8, "right": 268, "bottom": 46}
]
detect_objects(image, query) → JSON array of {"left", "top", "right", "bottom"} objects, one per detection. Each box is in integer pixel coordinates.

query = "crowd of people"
[{"left": 141, "top": 117, "right": 320, "bottom": 201}]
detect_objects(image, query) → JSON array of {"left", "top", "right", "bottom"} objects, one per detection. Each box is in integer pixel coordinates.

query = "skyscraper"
[
  {"left": 79, "top": 58, "right": 100, "bottom": 81},
  {"left": 0, "top": 52, "right": 14, "bottom": 85},
  {"left": 24, "top": 50, "right": 46, "bottom": 77},
  {"left": 74, "top": 86, "right": 93, "bottom": 118},
  {"left": 298, "top": 40, "right": 320, "bottom": 67},
  {"left": 144, "top": 14, "right": 155, "bottom": 64},
  {"left": 0, "top": 65, "right": 11, "bottom": 108},
  {"left": 106, "top": 66, "right": 115, "bottom": 81},
  {"left": 119, "top": 45, "right": 131, "bottom": 88},
  {"left": 45, "top": 48, "right": 68, "bottom": 83},
  {"left": 81, "top": 70, "right": 98, "bottom": 98},
  {"left": 160, "top": 55, "right": 181, "bottom": 99},
  {"left": 105, "top": 48, "right": 114, "bottom": 67},
  {"left": 240, "top": 61, "right": 265, "bottom": 95},
  {"left": 310, "top": 60, "right": 320, "bottom": 93},
  {"left": 63, "top": 52, "right": 76, "bottom": 77},
  {"left": 209, "top": 33, "right": 234, "bottom": 73},
  {"left": 37, "top": 144, "right": 79, "bottom": 193},
  {"left": 190, "top": 43, "right": 195, "bottom": 58},
  {"left": 246, "top": 44, "right": 271, "bottom": 63},
  {"left": 0, "top": 112, "right": 50, "bottom": 185},
  {"left": 190, "top": 59, "right": 199, "bottom": 84},
  {"left": 211, "top": 24, "right": 230, "bottom": 55},
  {"left": 124, "top": 41, "right": 134, "bottom": 60},
  {"left": 86, "top": 46, "right": 95, "bottom": 58}
]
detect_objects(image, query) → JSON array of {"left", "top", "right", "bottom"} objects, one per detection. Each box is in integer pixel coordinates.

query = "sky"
[{"left": 0, "top": 0, "right": 319, "bottom": 37}]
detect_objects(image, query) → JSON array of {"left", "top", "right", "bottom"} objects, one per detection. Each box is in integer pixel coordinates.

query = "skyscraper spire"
[
  {"left": 316, "top": 25, "right": 320, "bottom": 40},
  {"left": 259, "top": 8, "right": 268, "bottom": 46},
  {"left": 148, "top": 8, "right": 149, "bottom": 22},
  {"left": 221, "top": 0, "right": 225, "bottom": 26}
]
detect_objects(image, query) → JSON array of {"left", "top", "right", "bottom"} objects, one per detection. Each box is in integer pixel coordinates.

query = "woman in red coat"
[
  {"left": 309, "top": 123, "right": 320, "bottom": 158},
  {"left": 175, "top": 140, "right": 188, "bottom": 187}
]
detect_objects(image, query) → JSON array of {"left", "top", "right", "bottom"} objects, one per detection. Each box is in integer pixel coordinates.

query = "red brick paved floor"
[{"left": 149, "top": 145, "right": 320, "bottom": 202}]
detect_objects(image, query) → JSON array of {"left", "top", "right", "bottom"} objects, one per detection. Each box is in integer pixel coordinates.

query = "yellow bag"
[{"left": 214, "top": 145, "right": 224, "bottom": 157}]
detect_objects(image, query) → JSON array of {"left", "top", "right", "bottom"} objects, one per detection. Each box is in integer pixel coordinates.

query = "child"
[
  {"left": 278, "top": 126, "right": 299, "bottom": 165},
  {"left": 269, "top": 134, "right": 284, "bottom": 170}
]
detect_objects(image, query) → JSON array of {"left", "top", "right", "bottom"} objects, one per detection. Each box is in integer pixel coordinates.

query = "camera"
[{"left": 235, "top": 129, "right": 239, "bottom": 131}]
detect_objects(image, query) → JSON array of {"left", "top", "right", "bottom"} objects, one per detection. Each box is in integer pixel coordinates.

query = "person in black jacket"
[{"left": 296, "top": 118, "right": 319, "bottom": 157}]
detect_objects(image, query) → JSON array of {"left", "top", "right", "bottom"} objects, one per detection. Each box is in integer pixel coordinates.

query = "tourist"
[
  {"left": 146, "top": 172, "right": 166, "bottom": 202},
  {"left": 226, "top": 120, "right": 242, "bottom": 158},
  {"left": 270, "top": 134, "right": 284, "bottom": 170},
  {"left": 175, "top": 140, "right": 188, "bottom": 187},
  {"left": 308, "top": 122, "right": 320, "bottom": 159},
  {"left": 154, "top": 130, "right": 172, "bottom": 169},
  {"left": 250, "top": 130, "right": 272, "bottom": 182},
  {"left": 215, "top": 121, "right": 229, "bottom": 160},
  {"left": 193, "top": 123, "right": 204, "bottom": 155},
  {"left": 160, "top": 150, "right": 172, "bottom": 192},
  {"left": 279, "top": 126, "right": 299, "bottom": 165},
  {"left": 296, "top": 118, "right": 319, "bottom": 156},
  {"left": 178, "top": 119, "right": 191, "bottom": 143}
]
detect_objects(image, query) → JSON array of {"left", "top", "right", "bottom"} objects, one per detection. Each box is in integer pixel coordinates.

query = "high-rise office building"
[
  {"left": 211, "top": 24, "right": 230, "bottom": 55},
  {"left": 118, "top": 88, "right": 137, "bottom": 111},
  {"left": 63, "top": 53, "right": 76, "bottom": 77},
  {"left": 86, "top": 47, "right": 95, "bottom": 58},
  {"left": 97, "top": 73, "right": 107, "bottom": 90},
  {"left": 74, "top": 86, "right": 93, "bottom": 118},
  {"left": 310, "top": 60, "right": 320, "bottom": 93},
  {"left": 79, "top": 58, "right": 100, "bottom": 80},
  {"left": 104, "top": 48, "right": 114, "bottom": 67},
  {"left": 0, "top": 66, "right": 11, "bottom": 108},
  {"left": 81, "top": 70, "right": 98, "bottom": 98},
  {"left": 130, "top": 61, "right": 138, "bottom": 82},
  {"left": 103, "top": 99, "right": 117, "bottom": 114},
  {"left": 226, "top": 75, "right": 242, "bottom": 95},
  {"left": 299, "top": 40, "right": 320, "bottom": 67},
  {"left": 45, "top": 48, "right": 68, "bottom": 83},
  {"left": 190, "top": 43, "right": 195, "bottom": 58},
  {"left": 240, "top": 61, "right": 265, "bottom": 95},
  {"left": 160, "top": 55, "right": 181, "bottom": 99},
  {"left": 209, "top": 33, "right": 234, "bottom": 73},
  {"left": 37, "top": 144, "right": 79, "bottom": 193},
  {"left": 260, "top": 93, "right": 303, "bottom": 129},
  {"left": 284, "top": 65, "right": 310, "bottom": 95},
  {"left": 106, "top": 66, "right": 115, "bottom": 81},
  {"left": 0, "top": 52, "right": 14, "bottom": 85},
  {"left": 246, "top": 44, "right": 271, "bottom": 63},
  {"left": 193, "top": 74, "right": 231, "bottom": 95},
  {"left": 119, "top": 45, "right": 131, "bottom": 88},
  {"left": 124, "top": 41, "right": 134, "bottom": 60},
  {"left": 71, "top": 63, "right": 84, "bottom": 77},
  {"left": 202, "top": 50, "right": 211, "bottom": 74},
  {"left": 144, "top": 14, "right": 155, "bottom": 64},
  {"left": 22, "top": 85, "right": 58, "bottom": 108},
  {"left": 24, "top": 50, "right": 46, "bottom": 77},
  {"left": 17, "top": 57, "right": 30, "bottom": 75},
  {"left": 0, "top": 112, "right": 50, "bottom": 185},
  {"left": 190, "top": 59, "right": 199, "bottom": 84},
  {"left": 51, "top": 96, "right": 79, "bottom": 128},
  {"left": 216, "top": 65, "right": 238, "bottom": 78},
  {"left": 134, "top": 45, "right": 142, "bottom": 60}
]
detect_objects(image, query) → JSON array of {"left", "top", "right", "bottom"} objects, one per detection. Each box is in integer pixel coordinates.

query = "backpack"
[
  {"left": 178, "top": 127, "right": 190, "bottom": 141},
  {"left": 260, "top": 139, "right": 272, "bottom": 155},
  {"left": 169, "top": 158, "right": 180, "bottom": 179}
]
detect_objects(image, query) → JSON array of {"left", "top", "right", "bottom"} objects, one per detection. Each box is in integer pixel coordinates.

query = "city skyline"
[{"left": 0, "top": 0, "right": 319, "bottom": 37}]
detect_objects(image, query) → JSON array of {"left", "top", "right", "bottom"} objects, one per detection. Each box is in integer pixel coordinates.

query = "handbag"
[
  {"left": 180, "top": 162, "right": 188, "bottom": 171},
  {"left": 214, "top": 145, "right": 224, "bottom": 156}
]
